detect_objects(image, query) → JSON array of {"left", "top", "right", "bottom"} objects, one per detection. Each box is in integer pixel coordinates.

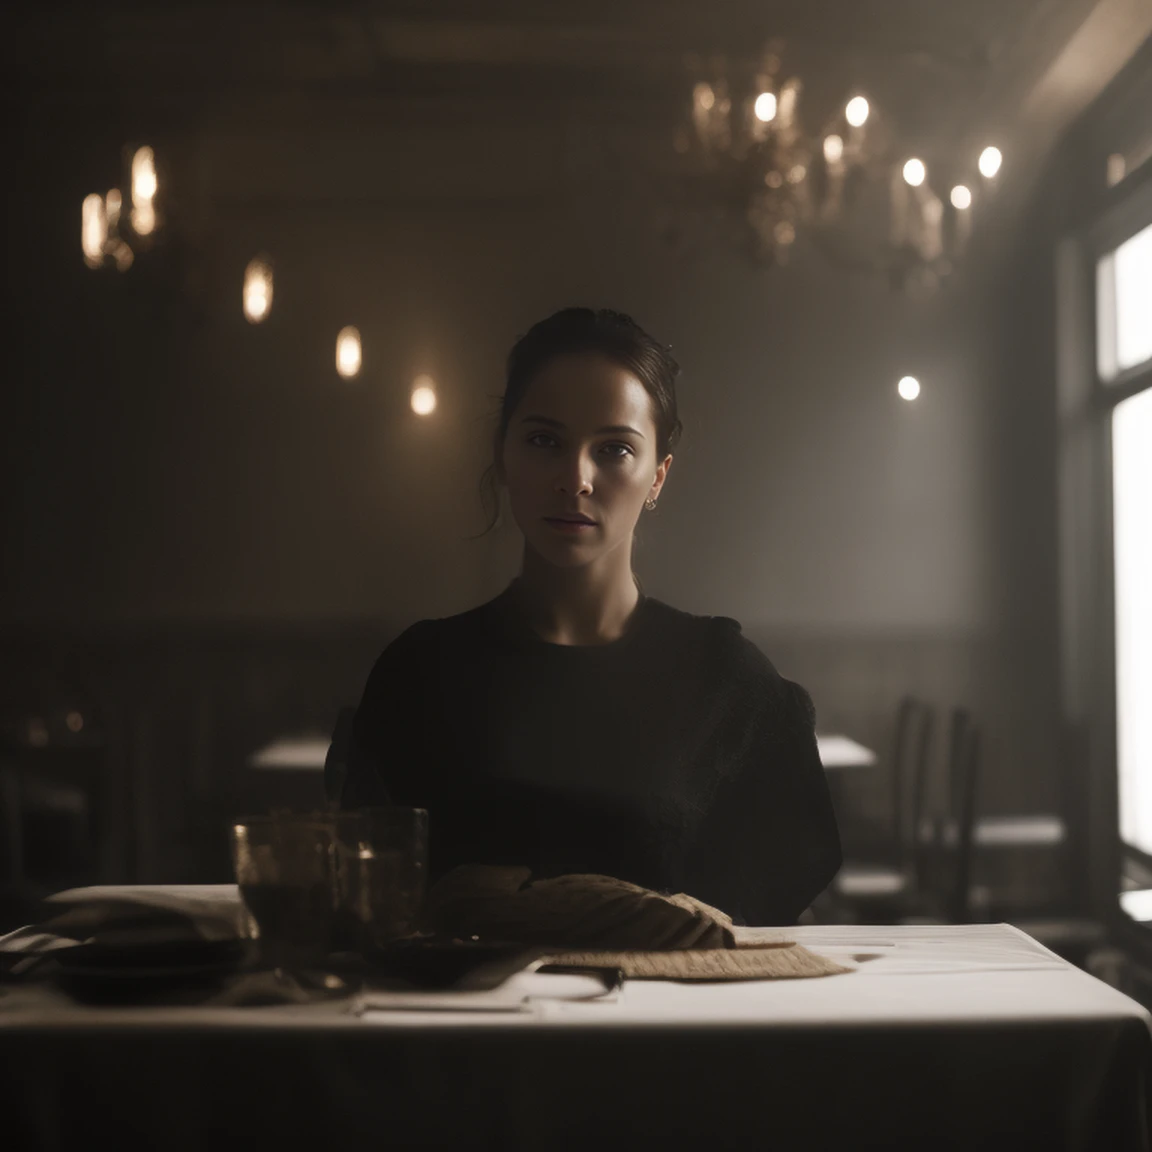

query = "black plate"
[{"left": 50, "top": 938, "right": 250, "bottom": 1004}]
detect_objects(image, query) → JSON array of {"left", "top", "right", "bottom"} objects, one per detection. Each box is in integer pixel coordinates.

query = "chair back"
[
  {"left": 943, "top": 708, "right": 981, "bottom": 922},
  {"left": 892, "top": 697, "right": 934, "bottom": 881}
]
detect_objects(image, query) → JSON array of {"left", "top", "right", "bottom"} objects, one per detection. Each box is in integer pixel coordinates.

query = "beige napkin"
[{"left": 541, "top": 941, "right": 852, "bottom": 980}]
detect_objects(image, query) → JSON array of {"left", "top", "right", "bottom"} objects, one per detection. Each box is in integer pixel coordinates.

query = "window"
[
  {"left": 1098, "top": 221, "right": 1152, "bottom": 382},
  {"left": 1114, "top": 387, "right": 1152, "bottom": 856}
]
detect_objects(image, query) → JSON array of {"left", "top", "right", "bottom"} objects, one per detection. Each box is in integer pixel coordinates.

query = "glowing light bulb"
[
  {"left": 109, "top": 240, "right": 134, "bottom": 272},
  {"left": 411, "top": 375, "right": 437, "bottom": 415},
  {"left": 903, "top": 158, "right": 926, "bottom": 187},
  {"left": 132, "top": 200, "right": 156, "bottom": 236},
  {"left": 898, "top": 376, "right": 921, "bottom": 401},
  {"left": 695, "top": 83, "right": 715, "bottom": 111},
  {"left": 82, "top": 194, "right": 107, "bottom": 268},
  {"left": 824, "top": 134, "right": 844, "bottom": 164},
  {"left": 978, "top": 146, "right": 1002, "bottom": 178},
  {"left": 105, "top": 188, "right": 122, "bottom": 228},
  {"left": 336, "top": 327, "right": 362, "bottom": 379},
  {"left": 754, "top": 92, "right": 777, "bottom": 122},
  {"left": 132, "top": 146, "right": 158, "bottom": 203},
  {"left": 951, "top": 185, "right": 972, "bottom": 210},
  {"left": 845, "top": 96, "right": 870, "bottom": 127},
  {"left": 243, "top": 258, "right": 273, "bottom": 324}
]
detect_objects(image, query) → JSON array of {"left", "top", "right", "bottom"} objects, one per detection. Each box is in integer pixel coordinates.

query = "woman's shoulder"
[
  {"left": 379, "top": 590, "right": 508, "bottom": 646},
  {"left": 645, "top": 599, "right": 786, "bottom": 677}
]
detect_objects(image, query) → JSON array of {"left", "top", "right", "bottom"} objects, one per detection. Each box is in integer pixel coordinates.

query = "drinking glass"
[
  {"left": 332, "top": 807, "right": 429, "bottom": 951},
  {"left": 231, "top": 812, "right": 338, "bottom": 969}
]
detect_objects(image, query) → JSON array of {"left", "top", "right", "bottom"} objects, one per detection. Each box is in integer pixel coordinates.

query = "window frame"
[{"left": 1057, "top": 158, "right": 1152, "bottom": 945}]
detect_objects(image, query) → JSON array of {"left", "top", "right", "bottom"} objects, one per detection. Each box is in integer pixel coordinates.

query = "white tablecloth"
[{"left": 2, "top": 920, "right": 1149, "bottom": 1150}]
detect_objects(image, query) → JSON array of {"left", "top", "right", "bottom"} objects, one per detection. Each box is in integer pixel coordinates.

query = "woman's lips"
[{"left": 544, "top": 518, "right": 596, "bottom": 532}]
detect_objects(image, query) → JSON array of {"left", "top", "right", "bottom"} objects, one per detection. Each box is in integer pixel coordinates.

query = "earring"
[{"left": 645, "top": 498, "right": 657, "bottom": 511}]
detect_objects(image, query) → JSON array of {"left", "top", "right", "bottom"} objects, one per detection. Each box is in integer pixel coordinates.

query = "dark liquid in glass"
[{"left": 239, "top": 881, "right": 335, "bottom": 963}]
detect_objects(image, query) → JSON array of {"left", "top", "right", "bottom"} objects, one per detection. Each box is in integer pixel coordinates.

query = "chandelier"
[
  {"left": 678, "top": 48, "right": 997, "bottom": 291},
  {"left": 81, "top": 145, "right": 161, "bottom": 273}
]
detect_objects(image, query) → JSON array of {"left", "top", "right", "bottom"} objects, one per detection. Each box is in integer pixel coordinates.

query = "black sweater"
[{"left": 341, "top": 581, "right": 842, "bottom": 927}]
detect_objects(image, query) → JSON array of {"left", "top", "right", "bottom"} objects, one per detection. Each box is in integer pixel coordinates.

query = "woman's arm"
[{"left": 689, "top": 675, "right": 843, "bottom": 927}]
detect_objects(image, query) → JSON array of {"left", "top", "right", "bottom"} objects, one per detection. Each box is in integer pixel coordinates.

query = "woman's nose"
[{"left": 554, "top": 452, "right": 595, "bottom": 494}]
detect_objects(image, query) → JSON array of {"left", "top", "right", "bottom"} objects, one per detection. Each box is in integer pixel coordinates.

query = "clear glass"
[
  {"left": 332, "top": 807, "right": 429, "bottom": 951},
  {"left": 1114, "top": 388, "right": 1152, "bottom": 856},
  {"left": 1098, "top": 221, "right": 1152, "bottom": 381},
  {"left": 231, "top": 807, "right": 429, "bottom": 965},
  {"left": 231, "top": 812, "right": 338, "bottom": 968}
]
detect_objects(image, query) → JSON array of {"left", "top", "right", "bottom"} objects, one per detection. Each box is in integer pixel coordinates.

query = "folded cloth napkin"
[
  {"left": 31, "top": 885, "right": 247, "bottom": 946},
  {"left": 0, "top": 886, "right": 360, "bottom": 1007},
  {"left": 422, "top": 865, "right": 738, "bottom": 951}
]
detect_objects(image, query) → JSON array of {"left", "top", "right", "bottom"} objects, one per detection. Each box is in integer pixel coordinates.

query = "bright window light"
[
  {"left": 1121, "top": 890, "right": 1152, "bottom": 922},
  {"left": 1116, "top": 224, "right": 1152, "bottom": 374},
  {"left": 1098, "top": 222, "right": 1152, "bottom": 380},
  {"left": 1114, "top": 387, "right": 1152, "bottom": 857}
]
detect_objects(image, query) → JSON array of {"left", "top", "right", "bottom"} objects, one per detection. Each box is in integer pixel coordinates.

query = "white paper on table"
[{"left": 354, "top": 968, "right": 617, "bottom": 1017}]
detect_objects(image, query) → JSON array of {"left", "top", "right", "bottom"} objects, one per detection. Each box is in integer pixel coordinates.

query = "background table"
[
  {"left": 815, "top": 732, "right": 878, "bottom": 769},
  {"left": 255, "top": 732, "right": 882, "bottom": 772},
  {"left": 2, "top": 919, "right": 1149, "bottom": 1151}
]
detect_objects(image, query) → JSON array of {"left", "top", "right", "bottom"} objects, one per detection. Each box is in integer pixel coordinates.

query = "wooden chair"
[
  {"left": 822, "top": 696, "right": 935, "bottom": 920},
  {"left": 937, "top": 708, "right": 981, "bottom": 923}
]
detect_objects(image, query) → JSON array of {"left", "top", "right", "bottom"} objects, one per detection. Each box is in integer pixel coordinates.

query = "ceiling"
[
  {"left": 11, "top": 1, "right": 1152, "bottom": 209},
  {"left": 10, "top": 1, "right": 1115, "bottom": 116}
]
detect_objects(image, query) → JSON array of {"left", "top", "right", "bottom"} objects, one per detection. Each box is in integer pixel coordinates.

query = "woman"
[{"left": 333, "top": 308, "right": 841, "bottom": 927}]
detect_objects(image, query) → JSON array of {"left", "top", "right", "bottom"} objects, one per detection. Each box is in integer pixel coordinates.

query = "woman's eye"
[{"left": 527, "top": 434, "right": 632, "bottom": 459}]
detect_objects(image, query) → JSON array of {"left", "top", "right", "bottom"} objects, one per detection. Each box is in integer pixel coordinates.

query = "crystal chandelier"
[{"left": 679, "top": 48, "right": 984, "bottom": 291}]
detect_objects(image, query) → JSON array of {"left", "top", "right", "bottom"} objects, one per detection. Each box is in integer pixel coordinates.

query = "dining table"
[{"left": 1, "top": 886, "right": 1149, "bottom": 1152}]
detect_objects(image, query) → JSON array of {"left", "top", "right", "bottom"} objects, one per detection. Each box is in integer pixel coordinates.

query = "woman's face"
[{"left": 496, "top": 351, "right": 673, "bottom": 570}]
